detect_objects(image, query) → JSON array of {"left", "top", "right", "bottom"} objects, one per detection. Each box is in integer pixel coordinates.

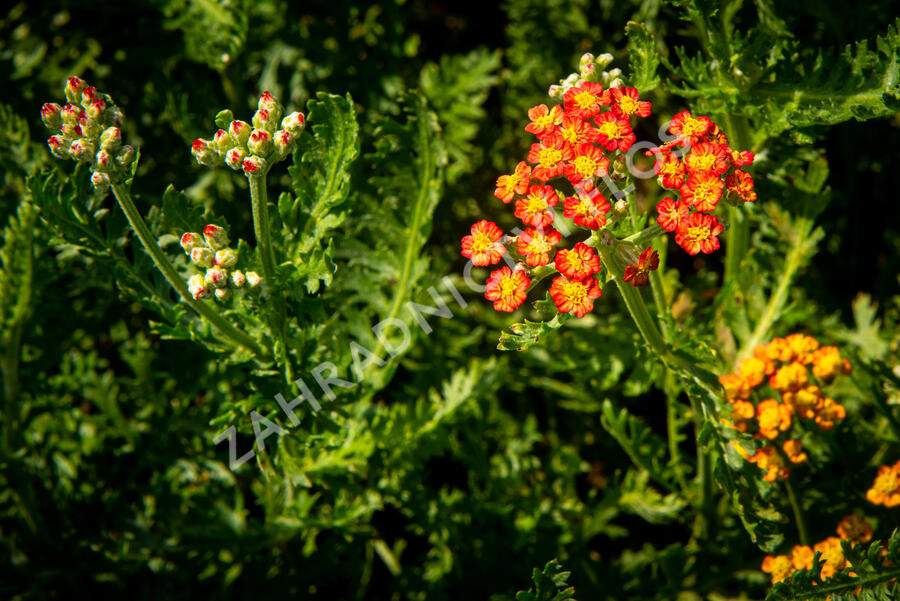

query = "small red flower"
[
  {"left": 515, "top": 185, "right": 559, "bottom": 228},
  {"left": 608, "top": 87, "right": 652, "bottom": 119},
  {"left": 563, "top": 189, "right": 610, "bottom": 230},
  {"left": 525, "top": 104, "right": 565, "bottom": 139},
  {"left": 675, "top": 212, "right": 723, "bottom": 255},
  {"left": 726, "top": 170, "right": 757, "bottom": 202},
  {"left": 461, "top": 220, "right": 506, "bottom": 266},
  {"left": 593, "top": 112, "right": 636, "bottom": 152},
  {"left": 564, "top": 143, "right": 610, "bottom": 185},
  {"left": 554, "top": 242, "right": 601, "bottom": 280},
  {"left": 622, "top": 247, "right": 660, "bottom": 287},
  {"left": 669, "top": 110, "right": 712, "bottom": 143},
  {"left": 654, "top": 153, "right": 687, "bottom": 189},
  {"left": 556, "top": 114, "right": 598, "bottom": 148},
  {"left": 684, "top": 142, "right": 729, "bottom": 176},
  {"left": 494, "top": 161, "right": 532, "bottom": 203},
  {"left": 516, "top": 226, "right": 562, "bottom": 266},
  {"left": 549, "top": 275, "right": 602, "bottom": 318},
  {"left": 656, "top": 197, "right": 690, "bottom": 232},
  {"left": 730, "top": 149, "right": 755, "bottom": 167},
  {"left": 562, "top": 82, "right": 607, "bottom": 119},
  {"left": 485, "top": 266, "right": 530, "bottom": 312},
  {"left": 526, "top": 134, "right": 572, "bottom": 182},
  {"left": 680, "top": 172, "right": 725, "bottom": 212}
]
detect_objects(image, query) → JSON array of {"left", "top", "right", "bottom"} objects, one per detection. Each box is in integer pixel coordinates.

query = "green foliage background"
[{"left": 2, "top": 1, "right": 900, "bottom": 599}]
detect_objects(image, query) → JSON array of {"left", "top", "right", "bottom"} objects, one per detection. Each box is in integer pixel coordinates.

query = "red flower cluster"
[
  {"left": 462, "top": 82, "right": 658, "bottom": 316},
  {"left": 650, "top": 111, "right": 756, "bottom": 255}
]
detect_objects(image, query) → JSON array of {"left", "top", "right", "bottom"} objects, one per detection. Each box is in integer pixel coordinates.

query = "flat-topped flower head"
[
  {"left": 674, "top": 212, "right": 723, "bottom": 255},
  {"left": 563, "top": 82, "right": 607, "bottom": 119},
  {"left": 593, "top": 112, "right": 635, "bottom": 152},
  {"left": 563, "top": 189, "right": 610, "bottom": 230},
  {"left": 669, "top": 110, "right": 712, "bottom": 143},
  {"left": 516, "top": 226, "right": 562, "bottom": 267},
  {"left": 837, "top": 514, "right": 873, "bottom": 543},
  {"left": 867, "top": 460, "right": 900, "bottom": 507},
  {"left": 514, "top": 185, "right": 558, "bottom": 228},
  {"left": 485, "top": 267, "right": 530, "bottom": 312},
  {"left": 681, "top": 172, "right": 724, "bottom": 212},
  {"left": 526, "top": 134, "right": 572, "bottom": 182},
  {"left": 608, "top": 86, "right": 651, "bottom": 118},
  {"left": 656, "top": 197, "right": 689, "bottom": 232},
  {"left": 726, "top": 170, "right": 757, "bottom": 202},
  {"left": 564, "top": 143, "right": 609, "bottom": 185},
  {"left": 525, "top": 104, "right": 564, "bottom": 138},
  {"left": 549, "top": 275, "right": 602, "bottom": 318},
  {"left": 461, "top": 220, "right": 505, "bottom": 266}
]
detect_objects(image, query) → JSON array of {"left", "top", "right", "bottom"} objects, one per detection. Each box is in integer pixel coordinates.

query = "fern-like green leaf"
[{"left": 516, "top": 559, "right": 577, "bottom": 601}]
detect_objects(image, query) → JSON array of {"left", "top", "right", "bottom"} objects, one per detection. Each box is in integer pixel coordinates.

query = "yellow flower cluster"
[
  {"left": 866, "top": 459, "right": 900, "bottom": 507},
  {"left": 720, "top": 334, "right": 851, "bottom": 481},
  {"left": 762, "top": 514, "right": 873, "bottom": 584}
]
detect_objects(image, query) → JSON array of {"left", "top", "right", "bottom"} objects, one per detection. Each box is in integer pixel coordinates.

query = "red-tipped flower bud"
[
  {"left": 225, "top": 147, "right": 246, "bottom": 170},
  {"left": 273, "top": 130, "right": 293, "bottom": 160},
  {"left": 191, "top": 247, "right": 214, "bottom": 267},
  {"left": 191, "top": 138, "right": 217, "bottom": 167},
  {"left": 69, "top": 138, "right": 95, "bottom": 161},
  {"left": 213, "top": 129, "right": 234, "bottom": 154},
  {"left": 247, "top": 129, "right": 272, "bottom": 156},
  {"left": 94, "top": 149, "right": 113, "bottom": 171},
  {"left": 188, "top": 274, "right": 209, "bottom": 299},
  {"left": 214, "top": 287, "right": 232, "bottom": 302},
  {"left": 86, "top": 98, "right": 106, "bottom": 120},
  {"left": 205, "top": 266, "right": 229, "bottom": 288},
  {"left": 230, "top": 270, "right": 246, "bottom": 288},
  {"left": 117, "top": 145, "right": 135, "bottom": 166},
  {"left": 180, "top": 232, "right": 203, "bottom": 253},
  {"left": 228, "top": 120, "right": 251, "bottom": 146},
  {"left": 65, "top": 77, "right": 86, "bottom": 104},
  {"left": 80, "top": 85, "right": 98, "bottom": 106},
  {"left": 100, "top": 127, "right": 122, "bottom": 152},
  {"left": 48, "top": 135, "right": 67, "bottom": 158},
  {"left": 214, "top": 248, "right": 238, "bottom": 268},
  {"left": 90, "top": 171, "right": 110, "bottom": 193},
  {"left": 281, "top": 111, "right": 306, "bottom": 136},
  {"left": 245, "top": 271, "right": 261, "bottom": 288},
  {"left": 252, "top": 108, "right": 275, "bottom": 133},
  {"left": 241, "top": 155, "right": 267, "bottom": 177},
  {"left": 60, "top": 104, "right": 81, "bottom": 124},
  {"left": 203, "top": 224, "right": 230, "bottom": 250},
  {"left": 41, "top": 103, "right": 63, "bottom": 130}
]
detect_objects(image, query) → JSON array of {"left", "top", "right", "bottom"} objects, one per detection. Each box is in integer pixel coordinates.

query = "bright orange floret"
[
  {"left": 756, "top": 399, "right": 792, "bottom": 440},
  {"left": 562, "top": 82, "right": 607, "bottom": 119},
  {"left": 749, "top": 445, "right": 789, "bottom": 481},
  {"left": 782, "top": 439, "right": 808, "bottom": 464},
  {"left": 461, "top": 220, "right": 506, "bottom": 266},
  {"left": 526, "top": 133, "right": 572, "bottom": 182},
  {"left": 731, "top": 400, "right": 755, "bottom": 432},
  {"left": 866, "top": 460, "right": 900, "bottom": 507},
  {"left": 720, "top": 372, "right": 750, "bottom": 401},
  {"left": 782, "top": 385, "right": 823, "bottom": 419},
  {"left": 554, "top": 242, "right": 601, "bottom": 280},
  {"left": 769, "top": 362, "right": 809, "bottom": 392},
  {"left": 484, "top": 266, "right": 530, "bottom": 313},
  {"left": 813, "top": 537, "right": 847, "bottom": 580},
  {"left": 791, "top": 545, "right": 814, "bottom": 571},
  {"left": 608, "top": 86, "right": 652, "bottom": 118},
  {"left": 674, "top": 212, "right": 722, "bottom": 255},
  {"left": 814, "top": 397, "right": 846, "bottom": 430},
  {"left": 669, "top": 110, "right": 712, "bottom": 143},
  {"left": 514, "top": 184, "right": 559, "bottom": 228},
  {"left": 837, "top": 514, "right": 873, "bottom": 544},
  {"left": 738, "top": 355, "right": 771, "bottom": 388},
  {"left": 516, "top": 226, "right": 562, "bottom": 267},
  {"left": 556, "top": 114, "right": 598, "bottom": 147},
  {"left": 725, "top": 169, "right": 757, "bottom": 202},
  {"left": 494, "top": 161, "right": 532, "bottom": 203},
  {"left": 680, "top": 172, "right": 724, "bottom": 212},
  {"left": 784, "top": 333, "right": 820, "bottom": 363},
  {"left": 811, "top": 346, "right": 852, "bottom": 380},
  {"left": 654, "top": 153, "right": 687, "bottom": 189},
  {"left": 563, "top": 189, "right": 610, "bottom": 230},
  {"left": 684, "top": 142, "right": 729, "bottom": 176},
  {"left": 549, "top": 275, "right": 602, "bottom": 318},
  {"left": 593, "top": 112, "right": 636, "bottom": 152},
  {"left": 762, "top": 554, "right": 794, "bottom": 584},
  {"left": 564, "top": 142, "right": 610, "bottom": 185},
  {"left": 525, "top": 104, "right": 565, "bottom": 138},
  {"left": 656, "top": 197, "right": 690, "bottom": 232},
  {"left": 729, "top": 148, "right": 755, "bottom": 167},
  {"left": 622, "top": 247, "right": 659, "bottom": 287}
]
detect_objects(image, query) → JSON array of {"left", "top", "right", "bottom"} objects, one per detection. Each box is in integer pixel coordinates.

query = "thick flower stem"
[
  {"left": 722, "top": 114, "right": 753, "bottom": 285},
  {"left": 110, "top": 182, "right": 266, "bottom": 358}
]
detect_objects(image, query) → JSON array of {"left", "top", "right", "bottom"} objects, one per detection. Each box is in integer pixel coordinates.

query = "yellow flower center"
[
  {"left": 525, "top": 234, "right": 551, "bottom": 254},
  {"left": 498, "top": 276, "right": 520, "bottom": 300},
  {"left": 874, "top": 472, "right": 899, "bottom": 494},
  {"left": 574, "top": 155, "right": 598, "bottom": 177},
  {"left": 534, "top": 114, "right": 553, "bottom": 128},
  {"left": 560, "top": 126, "right": 578, "bottom": 144},
  {"left": 525, "top": 193, "right": 549, "bottom": 214},
  {"left": 685, "top": 225, "right": 711, "bottom": 243},
  {"left": 618, "top": 96, "right": 637, "bottom": 114},
  {"left": 574, "top": 91, "right": 596, "bottom": 110},
  {"left": 538, "top": 147, "right": 562, "bottom": 168},
  {"left": 597, "top": 121, "right": 622, "bottom": 139},
  {"left": 562, "top": 280, "right": 588, "bottom": 303},
  {"left": 470, "top": 232, "right": 495, "bottom": 254},
  {"left": 758, "top": 405, "right": 781, "bottom": 431},
  {"left": 681, "top": 117, "right": 706, "bottom": 137},
  {"left": 503, "top": 173, "right": 520, "bottom": 193},
  {"left": 566, "top": 251, "right": 584, "bottom": 271},
  {"left": 688, "top": 153, "right": 717, "bottom": 172},
  {"left": 692, "top": 180, "right": 720, "bottom": 202}
]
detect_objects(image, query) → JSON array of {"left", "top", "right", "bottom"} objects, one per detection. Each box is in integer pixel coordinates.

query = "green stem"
[
  {"left": 110, "top": 182, "right": 266, "bottom": 358},
  {"left": 686, "top": 389, "right": 715, "bottom": 541},
  {"left": 785, "top": 479, "right": 809, "bottom": 546},
  {"left": 648, "top": 243, "right": 671, "bottom": 344},
  {"left": 722, "top": 114, "right": 753, "bottom": 285}
]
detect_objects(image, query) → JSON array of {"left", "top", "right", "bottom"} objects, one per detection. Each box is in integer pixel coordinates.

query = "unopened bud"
[
  {"left": 180, "top": 232, "right": 203, "bottom": 253},
  {"left": 273, "top": 130, "right": 293, "bottom": 160},
  {"left": 580, "top": 63, "right": 597, "bottom": 78},
  {"left": 614, "top": 239, "right": 640, "bottom": 267},
  {"left": 247, "top": 129, "right": 273, "bottom": 156},
  {"left": 230, "top": 270, "right": 246, "bottom": 288},
  {"left": 99, "top": 127, "right": 122, "bottom": 152},
  {"left": 60, "top": 104, "right": 81, "bottom": 125},
  {"left": 191, "top": 138, "right": 217, "bottom": 167},
  {"left": 80, "top": 85, "right": 98, "bottom": 106},
  {"left": 94, "top": 149, "right": 113, "bottom": 171},
  {"left": 579, "top": 52, "right": 595, "bottom": 68},
  {"left": 214, "top": 287, "right": 232, "bottom": 302},
  {"left": 548, "top": 85, "right": 562, "bottom": 99},
  {"left": 106, "top": 106, "right": 124, "bottom": 128},
  {"left": 281, "top": 112, "right": 306, "bottom": 136},
  {"left": 225, "top": 147, "right": 246, "bottom": 170},
  {"left": 228, "top": 120, "right": 251, "bottom": 146},
  {"left": 214, "top": 248, "right": 238, "bottom": 268},
  {"left": 213, "top": 129, "right": 234, "bottom": 153},
  {"left": 214, "top": 109, "right": 234, "bottom": 130},
  {"left": 245, "top": 271, "right": 261, "bottom": 288},
  {"left": 188, "top": 274, "right": 209, "bottom": 299},
  {"left": 61, "top": 122, "right": 82, "bottom": 138},
  {"left": 191, "top": 247, "right": 214, "bottom": 268},
  {"left": 241, "top": 155, "right": 267, "bottom": 177},
  {"left": 41, "top": 103, "right": 62, "bottom": 130},
  {"left": 203, "top": 224, "right": 229, "bottom": 250},
  {"left": 257, "top": 92, "right": 283, "bottom": 123},
  {"left": 596, "top": 53, "right": 615, "bottom": 68},
  {"left": 48, "top": 135, "right": 67, "bottom": 158},
  {"left": 81, "top": 118, "right": 102, "bottom": 139},
  {"left": 252, "top": 108, "right": 275, "bottom": 133},
  {"left": 117, "top": 145, "right": 135, "bottom": 166},
  {"left": 90, "top": 171, "right": 110, "bottom": 193},
  {"left": 205, "top": 266, "right": 228, "bottom": 288},
  {"left": 65, "top": 77, "right": 86, "bottom": 104},
  {"left": 86, "top": 98, "right": 106, "bottom": 120},
  {"left": 69, "top": 138, "right": 95, "bottom": 161}
]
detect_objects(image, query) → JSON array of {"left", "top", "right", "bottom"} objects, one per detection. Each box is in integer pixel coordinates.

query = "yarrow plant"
[
  {"left": 179, "top": 225, "right": 260, "bottom": 302},
  {"left": 460, "top": 53, "right": 757, "bottom": 327}
]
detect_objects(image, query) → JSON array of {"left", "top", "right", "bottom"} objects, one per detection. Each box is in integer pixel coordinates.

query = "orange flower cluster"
[
  {"left": 720, "top": 334, "right": 851, "bottom": 481},
  {"left": 762, "top": 514, "right": 873, "bottom": 584},
  {"left": 866, "top": 459, "right": 900, "bottom": 507},
  {"left": 651, "top": 110, "right": 757, "bottom": 255}
]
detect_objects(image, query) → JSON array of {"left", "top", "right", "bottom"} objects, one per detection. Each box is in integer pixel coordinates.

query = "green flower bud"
[
  {"left": 41, "top": 103, "right": 63, "bottom": 130},
  {"left": 188, "top": 274, "right": 209, "bottom": 299},
  {"left": 228, "top": 120, "right": 251, "bottom": 146},
  {"left": 213, "top": 129, "right": 234, "bottom": 154},
  {"left": 245, "top": 271, "right": 261, "bottom": 288},
  {"left": 180, "top": 232, "right": 203, "bottom": 253},
  {"left": 230, "top": 270, "right": 246, "bottom": 288},
  {"left": 205, "top": 266, "right": 229, "bottom": 288},
  {"left": 203, "top": 224, "right": 230, "bottom": 250},
  {"left": 214, "top": 109, "right": 234, "bottom": 130},
  {"left": 117, "top": 145, "right": 135, "bottom": 166},
  {"left": 69, "top": 138, "right": 95, "bottom": 161},
  {"left": 90, "top": 171, "right": 110, "bottom": 194},
  {"left": 100, "top": 127, "right": 122, "bottom": 152},
  {"left": 247, "top": 128, "right": 273, "bottom": 156},
  {"left": 64, "top": 77, "right": 86, "bottom": 104},
  {"left": 225, "top": 147, "right": 246, "bottom": 170},
  {"left": 190, "top": 247, "right": 214, "bottom": 268},
  {"left": 214, "top": 287, "right": 232, "bottom": 302},
  {"left": 214, "top": 248, "right": 238, "bottom": 269},
  {"left": 94, "top": 149, "right": 113, "bottom": 172}
]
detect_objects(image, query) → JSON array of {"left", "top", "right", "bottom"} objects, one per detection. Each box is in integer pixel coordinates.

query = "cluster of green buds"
[
  {"left": 548, "top": 52, "right": 623, "bottom": 99},
  {"left": 180, "top": 225, "right": 260, "bottom": 302},
  {"left": 41, "top": 77, "right": 136, "bottom": 194},
  {"left": 191, "top": 91, "right": 305, "bottom": 178}
]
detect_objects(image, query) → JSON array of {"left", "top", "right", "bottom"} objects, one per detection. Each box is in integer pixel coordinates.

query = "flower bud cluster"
[
  {"left": 41, "top": 77, "right": 136, "bottom": 194},
  {"left": 192, "top": 91, "right": 305, "bottom": 178},
  {"left": 180, "top": 225, "right": 261, "bottom": 302},
  {"left": 549, "top": 53, "right": 622, "bottom": 99}
]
